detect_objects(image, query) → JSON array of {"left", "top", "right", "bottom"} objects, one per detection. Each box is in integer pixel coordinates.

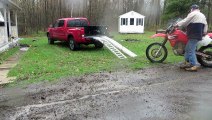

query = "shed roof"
[
  {"left": 120, "top": 11, "right": 145, "bottom": 18},
  {"left": 1, "top": 0, "right": 21, "bottom": 10}
]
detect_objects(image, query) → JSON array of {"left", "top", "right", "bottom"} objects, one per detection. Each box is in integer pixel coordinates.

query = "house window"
[
  {"left": 141, "top": 18, "right": 143, "bottom": 26},
  {"left": 53, "top": 21, "right": 59, "bottom": 28},
  {"left": 0, "top": 11, "right": 4, "bottom": 27},
  {"left": 136, "top": 18, "right": 139, "bottom": 26},
  {"left": 121, "top": 18, "right": 124, "bottom": 25},
  {"left": 0, "top": 22, "right": 4, "bottom": 26},
  {"left": 121, "top": 18, "right": 128, "bottom": 26},
  {"left": 136, "top": 18, "right": 144, "bottom": 26},
  {"left": 130, "top": 18, "right": 134, "bottom": 25}
]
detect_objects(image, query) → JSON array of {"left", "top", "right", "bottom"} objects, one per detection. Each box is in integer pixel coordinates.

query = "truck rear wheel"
[
  {"left": 94, "top": 41, "right": 104, "bottom": 48},
  {"left": 48, "top": 34, "right": 54, "bottom": 44},
  {"left": 69, "top": 37, "right": 80, "bottom": 51}
]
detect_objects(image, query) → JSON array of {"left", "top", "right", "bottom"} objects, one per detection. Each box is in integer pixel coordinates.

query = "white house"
[
  {"left": 119, "top": 11, "right": 145, "bottom": 34},
  {"left": 0, "top": 0, "right": 21, "bottom": 53}
]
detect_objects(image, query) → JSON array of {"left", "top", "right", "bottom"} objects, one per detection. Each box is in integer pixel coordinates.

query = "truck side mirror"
[{"left": 49, "top": 24, "right": 53, "bottom": 28}]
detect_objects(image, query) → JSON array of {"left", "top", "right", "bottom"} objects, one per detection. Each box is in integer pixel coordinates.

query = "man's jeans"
[{"left": 184, "top": 39, "right": 199, "bottom": 66}]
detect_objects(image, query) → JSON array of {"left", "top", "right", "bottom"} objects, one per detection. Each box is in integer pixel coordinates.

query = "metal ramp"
[{"left": 92, "top": 36, "right": 127, "bottom": 59}]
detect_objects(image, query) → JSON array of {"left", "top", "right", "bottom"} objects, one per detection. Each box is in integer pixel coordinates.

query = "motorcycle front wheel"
[
  {"left": 146, "top": 43, "right": 168, "bottom": 63},
  {"left": 197, "top": 44, "right": 212, "bottom": 68}
]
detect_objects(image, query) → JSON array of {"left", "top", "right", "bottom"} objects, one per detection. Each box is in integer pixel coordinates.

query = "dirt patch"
[
  {"left": 1, "top": 64, "right": 212, "bottom": 120},
  {"left": 124, "top": 39, "right": 142, "bottom": 42}
]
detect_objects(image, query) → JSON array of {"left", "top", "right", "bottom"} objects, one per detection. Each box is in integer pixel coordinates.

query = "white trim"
[
  {"left": 0, "top": 10, "right": 4, "bottom": 22},
  {"left": 3, "top": 8, "right": 8, "bottom": 43},
  {"left": 15, "top": 11, "right": 18, "bottom": 37},
  {"left": 1, "top": 0, "right": 21, "bottom": 10}
]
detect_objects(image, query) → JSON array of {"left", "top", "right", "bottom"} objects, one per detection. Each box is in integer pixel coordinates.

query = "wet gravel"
[{"left": 0, "top": 64, "right": 212, "bottom": 120}]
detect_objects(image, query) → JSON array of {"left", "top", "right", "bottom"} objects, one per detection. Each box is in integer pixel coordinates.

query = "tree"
[
  {"left": 13, "top": 0, "right": 165, "bottom": 35},
  {"left": 163, "top": 0, "right": 212, "bottom": 29},
  {"left": 162, "top": 0, "right": 199, "bottom": 21}
]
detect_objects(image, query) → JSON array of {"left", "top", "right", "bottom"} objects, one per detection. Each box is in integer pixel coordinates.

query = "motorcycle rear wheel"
[
  {"left": 146, "top": 43, "right": 168, "bottom": 63},
  {"left": 197, "top": 44, "right": 212, "bottom": 68}
]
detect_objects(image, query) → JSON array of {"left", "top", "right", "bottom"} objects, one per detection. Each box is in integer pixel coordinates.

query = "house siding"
[
  {"left": 11, "top": 26, "right": 18, "bottom": 38},
  {"left": 0, "top": 27, "right": 7, "bottom": 47}
]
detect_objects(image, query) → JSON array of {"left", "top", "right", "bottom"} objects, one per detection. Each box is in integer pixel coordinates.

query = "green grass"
[
  {"left": 0, "top": 47, "right": 19, "bottom": 64},
  {"left": 7, "top": 31, "right": 183, "bottom": 85}
]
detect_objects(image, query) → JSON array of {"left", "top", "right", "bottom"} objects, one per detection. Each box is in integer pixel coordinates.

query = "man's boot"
[
  {"left": 185, "top": 66, "right": 200, "bottom": 72},
  {"left": 180, "top": 62, "right": 192, "bottom": 69}
]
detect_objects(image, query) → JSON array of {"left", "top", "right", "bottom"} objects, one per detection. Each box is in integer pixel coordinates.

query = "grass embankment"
[
  {"left": 0, "top": 47, "right": 19, "bottom": 64},
  {"left": 7, "top": 32, "right": 183, "bottom": 85}
]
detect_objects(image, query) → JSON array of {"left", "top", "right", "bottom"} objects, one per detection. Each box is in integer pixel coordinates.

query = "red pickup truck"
[{"left": 47, "top": 18, "right": 107, "bottom": 50}]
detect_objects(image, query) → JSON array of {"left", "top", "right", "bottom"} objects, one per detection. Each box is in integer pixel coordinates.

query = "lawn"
[{"left": 7, "top": 31, "right": 183, "bottom": 85}]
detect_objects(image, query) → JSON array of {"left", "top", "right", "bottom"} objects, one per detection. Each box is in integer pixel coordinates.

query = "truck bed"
[{"left": 84, "top": 26, "right": 108, "bottom": 36}]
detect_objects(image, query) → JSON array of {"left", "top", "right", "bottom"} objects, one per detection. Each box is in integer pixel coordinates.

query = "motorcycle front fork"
[
  {"left": 162, "top": 38, "right": 168, "bottom": 46},
  {"left": 155, "top": 38, "right": 168, "bottom": 56}
]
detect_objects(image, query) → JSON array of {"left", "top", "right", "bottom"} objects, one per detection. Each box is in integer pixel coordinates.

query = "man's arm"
[{"left": 177, "top": 12, "right": 195, "bottom": 27}]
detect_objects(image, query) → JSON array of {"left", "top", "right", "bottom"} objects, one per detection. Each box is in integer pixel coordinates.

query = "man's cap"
[{"left": 191, "top": 4, "right": 199, "bottom": 10}]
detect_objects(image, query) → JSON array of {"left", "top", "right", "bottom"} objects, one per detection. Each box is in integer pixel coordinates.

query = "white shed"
[
  {"left": 0, "top": 0, "right": 21, "bottom": 53},
  {"left": 119, "top": 11, "right": 145, "bottom": 34}
]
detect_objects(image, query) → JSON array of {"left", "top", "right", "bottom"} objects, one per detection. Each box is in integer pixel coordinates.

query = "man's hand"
[{"left": 173, "top": 24, "right": 179, "bottom": 28}]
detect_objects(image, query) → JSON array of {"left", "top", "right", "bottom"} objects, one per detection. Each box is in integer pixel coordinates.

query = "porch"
[{"left": 0, "top": 0, "right": 20, "bottom": 53}]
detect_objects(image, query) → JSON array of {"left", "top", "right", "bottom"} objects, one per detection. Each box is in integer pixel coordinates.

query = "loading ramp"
[{"left": 87, "top": 36, "right": 137, "bottom": 59}]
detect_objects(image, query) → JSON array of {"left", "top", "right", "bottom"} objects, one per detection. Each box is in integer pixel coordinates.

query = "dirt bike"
[{"left": 146, "top": 22, "right": 212, "bottom": 67}]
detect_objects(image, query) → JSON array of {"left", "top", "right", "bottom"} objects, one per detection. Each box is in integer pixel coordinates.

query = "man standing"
[{"left": 176, "top": 4, "right": 208, "bottom": 71}]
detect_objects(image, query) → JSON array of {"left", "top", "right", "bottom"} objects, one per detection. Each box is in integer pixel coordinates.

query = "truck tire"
[
  {"left": 48, "top": 34, "right": 54, "bottom": 44},
  {"left": 94, "top": 41, "right": 104, "bottom": 48},
  {"left": 69, "top": 37, "right": 80, "bottom": 51}
]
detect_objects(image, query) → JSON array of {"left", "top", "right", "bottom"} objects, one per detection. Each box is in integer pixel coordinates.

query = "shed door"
[{"left": 130, "top": 18, "right": 134, "bottom": 25}]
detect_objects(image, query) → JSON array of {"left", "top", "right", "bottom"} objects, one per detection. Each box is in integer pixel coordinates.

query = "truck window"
[
  {"left": 58, "top": 20, "right": 65, "bottom": 27},
  {"left": 53, "top": 21, "right": 59, "bottom": 28},
  {"left": 52, "top": 20, "right": 64, "bottom": 28},
  {"left": 67, "top": 19, "right": 88, "bottom": 27}
]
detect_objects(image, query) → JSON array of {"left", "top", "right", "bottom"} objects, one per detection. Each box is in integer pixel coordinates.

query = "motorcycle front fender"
[{"left": 151, "top": 33, "right": 167, "bottom": 38}]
